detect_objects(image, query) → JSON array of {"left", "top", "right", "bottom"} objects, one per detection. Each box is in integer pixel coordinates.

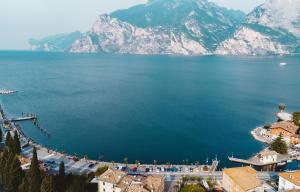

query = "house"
[
  {"left": 279, "top": 171, "right": 300, "bottom": 192},
  {"left": 257, "top": 150, "right": 278, "bottom": 164},
  {"left": 98, "top": 169, "right": 164, "bottom": 192},
  {"left": 223, "top": 166, "right": 264, "bottom": 192},
  {"left": 98, "top": 169, "right": 126, "bottom": 192},
  {"left": 269, "top": 121, "right": 299, "bottom": 144}
]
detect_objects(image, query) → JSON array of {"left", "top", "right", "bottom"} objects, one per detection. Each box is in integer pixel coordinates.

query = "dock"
[
  {"left": 10, "top": 115, "right": 37, "bottom": 122},
  {"left": 228, "top": 152, "right": 299, "bottom": 167}
]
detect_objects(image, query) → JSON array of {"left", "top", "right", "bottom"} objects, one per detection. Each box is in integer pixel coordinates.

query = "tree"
[
  {"left": 6, "top": 156, "right": 23, "bottom": 192},
  {"left": 0, "top": 128, "right": 2, "bottom": 143},
  {"left": 180, "top": 184, "right": 205, "bottom": 192},
  {"left": 123, "top": 157, "right": 128, "bottom": 167},
  {"left": 270, "top": 134, "right": 288, "bottom": 154},
  {"left": 95, "top": 166, "right": 108, "bottom": 176},
  {"left": 279, "top": 104, "right": 286, "bottom": 112},
  {"left": 59, "top": 161, "right": 65, "bottom": 178},
  {"left": 5, "top": 131, "right": 14, "bottom": 153},
  {"left": 40, "top": 175, "right": 55, "bottom": 192},
  {"left": 293, "top": 112, "right": 300, "bottom": 126},
  {"left": 13, "top": 130, "right": 21, "bottom": 155},
  {"left": 65, "top": 175, "right": 85, "bottom": 192},
  {"left": 0, "top": 149, "right": 9, "bottom": 184},
  {"left": 19, "top": 177, "right": 29, "bottom": 192},
  {"left": 28, "top": 147, "right": 42, "bottom": 192}
]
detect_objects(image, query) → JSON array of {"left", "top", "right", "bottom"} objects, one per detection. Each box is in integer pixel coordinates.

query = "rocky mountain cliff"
[
  {"left": 29, "top": 0, "right": 300, "bottom": 55},
  {"left": 30, "top": 0, "right": 245, "bottom": 55},
  {"left": 216, "top": 0, "right": 300, "bottom": 55}
]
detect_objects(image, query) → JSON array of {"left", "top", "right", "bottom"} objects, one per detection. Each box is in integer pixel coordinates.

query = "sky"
[{"left": 0, "top": 0, "right": 265, "bottom": 50}]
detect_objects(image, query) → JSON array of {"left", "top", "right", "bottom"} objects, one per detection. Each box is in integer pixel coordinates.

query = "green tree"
[
  {"left": 95, "top": 166, "right": 108, "bottom": 176},
  {"left": 5, "top": 131, "right": 14, "bottom": 153},
  {"left": 6, "top": 155, "right": 23, "bottom": 192},
  {"left": 13, "top": 130, "right": 21, "bottom": 155},
  {"left": 180, "top": 184, "right": 206, "bottom": 192},
  {"left": 40, "top": 175, "right": 55, "bottom": 192},
  {"left": 270, "top": 134, "right": 288, "bottom": 154},
  {"left": 65, "top": 175, "right": 85, "bottom": 192},
  {"left": 279, "top": 103, "right": 286, "bottom": 112},
  {"left": 3, "top": 152, "right": 15, "bottom": 187},
  {"left": 19, "top": 177, "right": 29, "bottom": 192},
  {"left": 59, "top": 161, "right": 65, "bottom": 179},
  {"left": 0, "top": 149, "right": 9, "bottom": 184},
  {"left": 28, "top": 147, "right": 42, "bottom": 192},
  {"left": 0, "top": 127, "right": 2, "bottom": 143},
  {"left": 293, "top": 112, "right": 300, "bottom": 126}
]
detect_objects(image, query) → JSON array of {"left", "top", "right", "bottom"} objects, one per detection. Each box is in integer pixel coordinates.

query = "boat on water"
[
  {"left": 280, "top": 62, "right": 287, "bottom": 67},
  {"left": 278, "top": 162, "right": 287, "bottom": 166},
  {"left": 0, "top": 89, "right": 17, "bottom": 95}
]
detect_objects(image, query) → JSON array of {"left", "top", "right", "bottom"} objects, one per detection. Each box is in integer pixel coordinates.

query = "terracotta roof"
[
  {"left": 99, "top": 169, "right": 164, "bottom": 192},
  {"left": 279, "top": 171, "right": 300, "bottom": 186},
  {"left": 286, "top": 190, "right": 300, "bottom": 192},
  {"left": 223, "top": 167, "right": 263, "bottom": 191},
  {"left": 271, "top": 121, "right": 299, "bottom": 134},
  {"left": 144, "top": 175, "right": 164, "bottom": 191},
  {"left": 98, "top": 169, "right": 126, "bottom": 184}
]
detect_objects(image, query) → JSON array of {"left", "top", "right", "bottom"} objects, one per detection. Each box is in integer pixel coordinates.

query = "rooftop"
[
  {"left": 271, "top": 121, "right": 299, "bottom": 135},
  {"left": 223, "top": 166, "right": 263, "bottom": 191},
  {"left": 98, "top": 168, "right": 127, "bottom": 184},
  {"left": 259, "top": 150, "right": 278, "bottom": 157},
  {"left": 279, "top": 171, "right": 300, "bottom": 186},
  {"left": 99, "top": 169, "right": 164, "bottom": 192}
]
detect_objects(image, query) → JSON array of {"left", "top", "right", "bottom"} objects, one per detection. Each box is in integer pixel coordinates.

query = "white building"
[
  {"left": 258, "top": 150, "right": 278, "bottom": 164},
  {"left": 278, "top": 171, "right": 300, "bottom": 192}
]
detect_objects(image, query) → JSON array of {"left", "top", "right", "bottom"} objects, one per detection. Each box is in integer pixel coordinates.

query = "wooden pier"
[{"left": 10, "top": 115, "right": 37, "bottom": 122}]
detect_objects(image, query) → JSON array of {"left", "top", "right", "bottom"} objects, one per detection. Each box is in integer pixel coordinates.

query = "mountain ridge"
[{"left": 29, "top": 0, "right": 300, "bottom": 56}]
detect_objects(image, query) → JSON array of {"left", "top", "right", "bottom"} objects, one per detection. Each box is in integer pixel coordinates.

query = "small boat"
[
  {"left": 280, "top": 62, "right": 287, "bottom": 67},
  {"left": 278, "top": 162, "right": 287, "bottom": 166}
]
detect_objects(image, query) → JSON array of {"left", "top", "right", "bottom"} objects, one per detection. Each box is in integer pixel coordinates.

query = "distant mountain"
[
  {"left": 30, "top": 0, "right": 245, "bottom": 55},
  {"left": 29, "top": 32, "right": 82, "bottom": 52},
  {"left": 215, "top": 0, "right": 300, "bottom": 55}
]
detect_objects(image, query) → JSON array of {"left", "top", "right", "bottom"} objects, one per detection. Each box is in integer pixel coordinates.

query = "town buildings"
[
  {"left": 269, "top": 121, "right": 300, "bottom": 144},
  {"left": 279, "top": 171, "right": 300, "bottom": 192},
  {"left": 98, "top": 169, "right": 164, "bottom": 192},
  {"left": 222, "top": 166, "right": 264, "bottom": 192}
]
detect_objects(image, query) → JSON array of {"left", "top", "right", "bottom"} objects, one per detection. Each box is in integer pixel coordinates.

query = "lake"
[{"left": 0, "top": 51, "right": 299, "bottom": 167}]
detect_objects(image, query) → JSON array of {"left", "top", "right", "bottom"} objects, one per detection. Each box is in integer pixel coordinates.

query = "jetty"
[
  {"left": 228, "top": 150, "right": 300, "bottom": 168},
  {"left": 9, "top": 114, "right": 37, "bottom": 122}
]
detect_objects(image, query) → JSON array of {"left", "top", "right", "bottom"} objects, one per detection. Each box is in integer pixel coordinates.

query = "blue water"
[{"left": 0, "top": 51, "right": 299, "bottom": 167}]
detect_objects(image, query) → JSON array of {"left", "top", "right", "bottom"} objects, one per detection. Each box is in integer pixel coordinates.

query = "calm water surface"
[{"left": 0, "top": 51, "right": 299, "bottom": 167}]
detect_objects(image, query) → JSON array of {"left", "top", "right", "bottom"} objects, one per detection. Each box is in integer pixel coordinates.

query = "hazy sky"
[{"left": 0, "top": 0, "right": 265, "bottom": 50}]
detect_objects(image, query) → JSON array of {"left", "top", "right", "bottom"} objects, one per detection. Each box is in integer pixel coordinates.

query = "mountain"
[
  {"left": 216, "top": 0, "right": 300, "bottom": 55},
  {"left": 30, "top": 0, "right": 245, "bottom": 55},
  {"left": 28, "top": 32, "right": 82, "bottom": 52}
]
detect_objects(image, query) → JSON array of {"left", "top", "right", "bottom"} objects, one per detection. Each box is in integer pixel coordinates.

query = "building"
[
  {"left": 98, "top": 169, "right": 164, "bottom": 192},
  {"left": 257, "top": 150, "right": 278, "bottom": 164},
  {"left": 270, "top": 121, "right": 299, "bottom": 144},
  {"left": 223, "top": 166, "right": 263, "bottom": 192},
  {"left": 279, "top": 171, "right": 300, "bottom": 192}
]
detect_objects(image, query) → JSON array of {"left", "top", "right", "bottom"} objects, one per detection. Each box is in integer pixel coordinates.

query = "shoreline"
[{"left": 0, "top": 103, "right": 219, "bottom": 175}]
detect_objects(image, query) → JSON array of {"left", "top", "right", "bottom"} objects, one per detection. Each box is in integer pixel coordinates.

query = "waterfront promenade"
[{"left": 0, "top": 103, "right": 219, "bottom": 176}]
